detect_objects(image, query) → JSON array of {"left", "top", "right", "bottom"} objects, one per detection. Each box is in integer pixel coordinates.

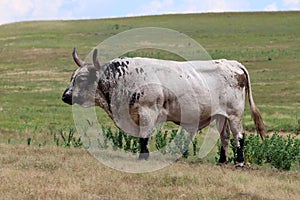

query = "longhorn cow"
[{"left": 62, "top": 48, "right": 265, "bottom": 167}]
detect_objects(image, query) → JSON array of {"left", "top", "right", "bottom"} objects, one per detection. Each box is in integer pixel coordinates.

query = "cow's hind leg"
[
  {"left": 139, "top": 138, "right": 149, "bottom": 160},
  {"left": 228, "top": 116, "right": 245, "bottom": 168},
  {"left": 216, "top": 116, "right": 230, "bottom": 164}
]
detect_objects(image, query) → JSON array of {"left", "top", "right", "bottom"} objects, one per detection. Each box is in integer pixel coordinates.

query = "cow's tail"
[{"left": 239, "top": 64, "right": 266, "bottom": 140}]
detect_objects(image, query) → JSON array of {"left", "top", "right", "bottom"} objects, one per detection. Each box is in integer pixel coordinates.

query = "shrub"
[
  {"left": 168, "top": 128, "right": 190, "bottom": 158},
  {"left": 155, "top": 129, "right": 168, "bottom": 154},
  {"left": 97, "top": 126, "right": 140, "bottom": 153},
  {"left": 220, "top": 133, "right": 300, "bottom": 171}
]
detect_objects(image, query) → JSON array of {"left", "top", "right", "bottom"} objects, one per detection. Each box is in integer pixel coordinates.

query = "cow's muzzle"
[{"left": 62, "top": 89, "right": 73, "bottom": 105}]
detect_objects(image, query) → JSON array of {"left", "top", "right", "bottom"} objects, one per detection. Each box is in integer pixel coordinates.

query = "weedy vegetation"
[
  {"left": 12, "top": 124, "right": 300, "bottom": 171},
  {"left": 216, "top": 133, "right": 300, "bottom": 171}
]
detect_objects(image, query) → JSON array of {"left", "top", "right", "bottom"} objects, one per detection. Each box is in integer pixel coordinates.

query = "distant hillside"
[{"left": 0, "top": 11, "right": 299, "bottom": 132}]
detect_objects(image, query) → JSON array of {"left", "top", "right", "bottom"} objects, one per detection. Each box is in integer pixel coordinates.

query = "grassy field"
[{"left": 0, "top": 11, "right": 300, "bottom": 199}]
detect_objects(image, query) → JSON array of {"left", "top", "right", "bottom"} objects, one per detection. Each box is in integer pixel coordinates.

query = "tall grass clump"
[{"left": 54, "top": 128, "right": 83, "bottom": 148}]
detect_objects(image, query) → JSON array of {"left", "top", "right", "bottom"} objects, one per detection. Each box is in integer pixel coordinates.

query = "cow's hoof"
[
  {"left": 235, "top": 163, "right": 244, "bottom": 169},
  {"left": 218, "top": 157, "right": 227, "bottom": 165},
  {"left": 138, "top": 153, "right": 149, "bottom": 160}
]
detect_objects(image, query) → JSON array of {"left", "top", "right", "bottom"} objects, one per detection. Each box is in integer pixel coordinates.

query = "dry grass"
[{"left": 0, "top": 144, "right": 299, "bottom": 200}]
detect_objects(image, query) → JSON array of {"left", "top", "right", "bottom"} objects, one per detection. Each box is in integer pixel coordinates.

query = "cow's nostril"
[
  {"left": 62, "top": 94, "right": 73, "bottom": 105},
  {"left": 62, "top": 89, "right": 73, "bottom": 105}
]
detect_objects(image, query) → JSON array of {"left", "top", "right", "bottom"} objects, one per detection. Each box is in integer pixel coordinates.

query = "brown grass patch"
[{"left": 0, "top": 144, "right": 299, "bottom": 200}]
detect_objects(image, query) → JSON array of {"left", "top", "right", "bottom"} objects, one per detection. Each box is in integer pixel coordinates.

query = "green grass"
[{"left": 0, "top": 11, "right": 299, "bottom": 139}]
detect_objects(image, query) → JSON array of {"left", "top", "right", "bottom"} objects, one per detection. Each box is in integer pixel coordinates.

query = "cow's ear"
[
  {"left": 93, "top": 49, "right": 101, "bottom": 70},
  {"left": 72, "top": 48, "right": 84, "bottom": 67}
]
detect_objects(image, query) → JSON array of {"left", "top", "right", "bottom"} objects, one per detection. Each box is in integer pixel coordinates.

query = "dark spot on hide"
[
  {"left": 105, "top": 60, "right": 129, "bottom": 78},
  {"left": 135, "top": 67, "right": 144, "bottom": 74},
  {"left": 129, "top": 92, "right": 143, "bottom": 107},
  {"left": 120, "top": 67, "right": 126, "bottom": 76},
  {"left": 113, "top": 62, "right": 122, "bottom": 78},
  {"left": 120, "top": 60, "right": 129, "bottom": 70},
  {"left": 235, "top": 73, "right": 247, "bottom": 89},
  {"left": 129, "top": 92, "right": 137, "bottom": 107}
]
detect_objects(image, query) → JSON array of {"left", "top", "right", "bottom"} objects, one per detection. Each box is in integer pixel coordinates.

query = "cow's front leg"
[
  {"left": 138, "top": 138, "right": 149, "bottom": 160},
  {"left": 137, "top": 105, "right": 158, "bottom": 160}
]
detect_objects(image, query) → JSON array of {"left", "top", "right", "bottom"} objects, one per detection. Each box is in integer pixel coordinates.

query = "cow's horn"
[
  {"left": 72, "top": 48, "right": 84, "bottom": 67},
  {"left": 93, "top": 49, "right": 100, "bottom": 70}
]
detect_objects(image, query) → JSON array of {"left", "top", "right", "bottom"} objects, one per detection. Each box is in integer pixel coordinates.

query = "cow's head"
[{"left": 62, "top": 48, "right": 101, "bottom": 108}]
